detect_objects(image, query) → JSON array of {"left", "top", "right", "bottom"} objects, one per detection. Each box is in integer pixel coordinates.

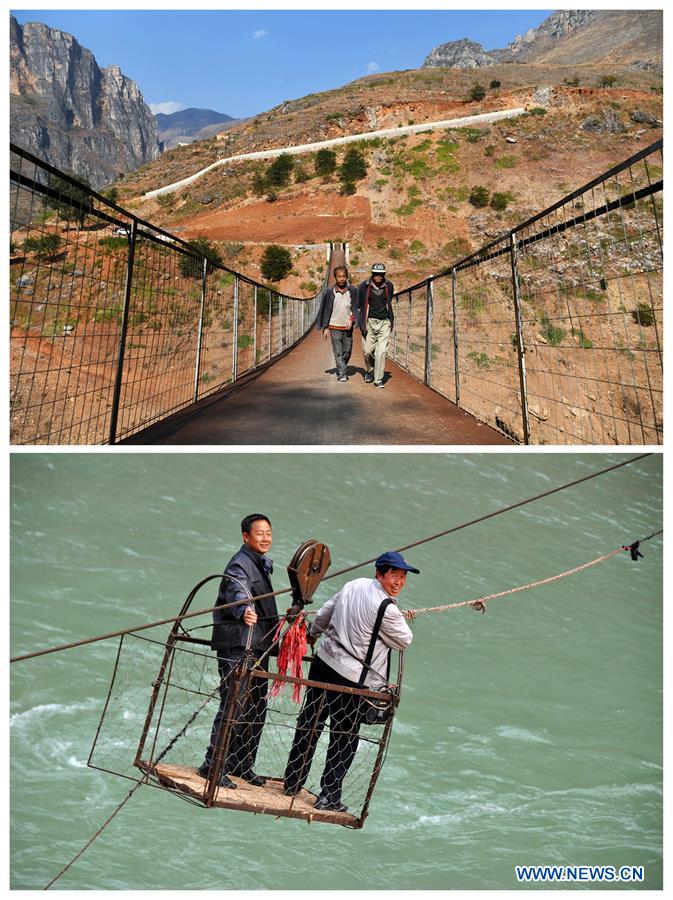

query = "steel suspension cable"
[{"left": 10, "top": 453, "right": 654, "bottom": 664}]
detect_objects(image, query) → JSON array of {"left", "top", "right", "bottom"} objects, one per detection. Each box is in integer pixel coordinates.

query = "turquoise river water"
[{"left": 10, "top": 452, "right": 662, "bottom": 890}]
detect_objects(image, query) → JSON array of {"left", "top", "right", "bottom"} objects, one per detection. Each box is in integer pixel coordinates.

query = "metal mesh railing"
[
  {"left": 390, "top": 139, "right": 663, "bottom": 445},
  {"left": 10, "top": 144, "right": 322, "bottom": 444}
]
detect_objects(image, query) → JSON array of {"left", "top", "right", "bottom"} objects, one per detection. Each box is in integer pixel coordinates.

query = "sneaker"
[
  {"left": 374, "top": 381, "right": 385, "bottom": 389},
  {"left": 364, "top": 373, "right": 374, "bottom": 383},
  {"left": 338, "top": 375, "right": 348, "bottom": 382}
]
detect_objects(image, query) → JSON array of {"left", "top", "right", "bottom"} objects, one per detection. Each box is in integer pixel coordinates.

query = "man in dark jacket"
[
  {"left": 355, "top": 262, "right": 395, "bottom": 387},
  {"left": 316, "top": 265, "right": 358, "bottom": 382},
  {"left": 198, "top": 513, "right": 278, "bottom": 789}
]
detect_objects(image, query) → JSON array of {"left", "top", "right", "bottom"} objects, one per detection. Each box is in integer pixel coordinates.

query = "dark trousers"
[
  {"left": 284, "top": 655, "right": 361, "bottom": 803},
  {"left": 203, "top": 648, "right": 269, "bottom": 775},
  {"left": 329, "top": 328, "right": 353, "bottom": 378}
]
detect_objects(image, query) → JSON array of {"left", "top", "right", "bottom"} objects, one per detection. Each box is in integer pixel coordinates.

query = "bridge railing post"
[
  {"left": 406, "top": 290, "right": 411, "bottom": 369},
  {"left": 424, "top": 281, "right": 433, "bottom": 387},
  {"left": 268, "top": 292, "right": 273, "bottom": 361},
  {"left": 253, "top": 286, "right": 258, "bottom": 369},
  {"left": 193, "top": 256, "right": 208, "bottom": 403},
  {"left": 108, "top": 218, "right": 138, "bottom": 444},
  {"left": 392, "top": 297, "right": 398, "bottom": 360},
  {"left": 232, "top": 275, "right": 240, "bottom": 382},
  {"left": 280, "top": 296, "right": 284, "bottom": 351},
  {"left": 509, "top": 234, "right": 531, "bottom": 445},
  {"left": 451, "top": 268, "right": 460, "bottom": 407}
]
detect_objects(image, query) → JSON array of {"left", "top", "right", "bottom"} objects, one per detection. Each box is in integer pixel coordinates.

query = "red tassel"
[{"left": 271, "top": 614, "right": 307, "bottom": 702}]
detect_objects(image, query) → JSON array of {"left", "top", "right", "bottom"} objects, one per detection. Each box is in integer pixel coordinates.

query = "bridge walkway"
[{"left": 122, "top": 328, "right": 511, "bottom": 445}]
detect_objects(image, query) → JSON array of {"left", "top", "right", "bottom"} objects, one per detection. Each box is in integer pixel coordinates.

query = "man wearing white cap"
[
  {"left": 283, "top": 551, "right": 417, "bottom": 811},
  {"left": 355, "top": 263, "right": 395, "bottom": 388}
]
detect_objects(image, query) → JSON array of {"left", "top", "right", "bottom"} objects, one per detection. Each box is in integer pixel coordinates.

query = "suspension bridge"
[{"left": 9, "top": 139, "right": 663, "bottom": 446}]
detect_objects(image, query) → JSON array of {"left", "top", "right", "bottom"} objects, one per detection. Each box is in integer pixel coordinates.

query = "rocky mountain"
[
  {"left": 10, "top": 15, "right": 160, "bottom": 188},
  {"left": 156, "top": 107, "right": 236, "bottom": 149},
  {"left": 423, "top": 9, "right": 662, "bottom": 71}
]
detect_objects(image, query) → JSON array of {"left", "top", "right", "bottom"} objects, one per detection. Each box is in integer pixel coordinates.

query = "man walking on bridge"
[
  {"left": 316, "top": 265, "right": 358, "bottom": 382},
  {"left": 355, "top": 263, "right": 395, "bottom": 388}
]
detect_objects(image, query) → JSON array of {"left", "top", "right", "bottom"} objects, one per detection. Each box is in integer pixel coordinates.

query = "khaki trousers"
[{"left": 362, "top": 317, "right": 391, "bottom": 384}]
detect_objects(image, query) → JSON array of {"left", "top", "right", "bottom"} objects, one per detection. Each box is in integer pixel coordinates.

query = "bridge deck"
[{"left": 123, "top": 329, "right": 511, "bottom": 445}]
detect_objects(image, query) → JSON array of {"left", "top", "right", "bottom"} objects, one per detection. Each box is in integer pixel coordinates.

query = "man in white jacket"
[{"left": 283, "top": 551, "right": 417, "bottom": 812}]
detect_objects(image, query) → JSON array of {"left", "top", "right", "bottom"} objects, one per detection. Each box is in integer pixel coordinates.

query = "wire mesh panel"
[
  {"left": 10, "top": 144, "right": 321, "bottom": 445},
  {"left": 454, "top": 246, "right": 523, "bottom": 439},
  {"left": 114, "top": 236, "right": 204, "bottom": 440},
  {"left": 196, "top": 270, "right": 236, "bottom": 400},
  {"left": 10, "top": 149, "right": 135, "bottom": 444},
  {"left": 515, "top": 146, "right": 663, "bottom": 444},
  {"left": 425, "top": 278, "right": 457, "bottom": 401},
  {"left": 91, "top": 633, "right": 398, "bottom": 828},
  {"left": 389, "top": 288, "right": 427, "bottom": 384},
  {"left": 389, "top": 140, "right": 663, "bottom": 445}
]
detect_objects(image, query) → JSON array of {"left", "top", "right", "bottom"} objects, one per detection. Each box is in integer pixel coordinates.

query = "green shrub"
[
  {"left": 564, "top": 76, "right": 580, "bottom": 86},
  {"left": 489, "top": 80, "right": 501, "bottom": 89},
  {"left": 469, "top": 186, "right": 490, "bottom": 208},
  {"left": 266, "top": 153, "right": 294, "bottom": 187},
  {"left": 23, "top": 233, "right": 62, "bottom": 258},
  {"left": 539, "top": 312, "right": 565, "bottom": 346},
  {"left": 98, "top": 235, "right": 128, "bottom": 251},
  {"left": 261, "top": 245, "right": 292, "bottom": 282},
  {"left": 376, "top": 238, "right": 388, "bottom": 249},
  {"left": 490, "top": 191, "right": 513, "bottom": 211},
  {"left": 467, "top": 350, "right": 490, "bottom": 368},
  {"left": 315, "top": 148, "right": 337, "bottom": 177},
  {"left": 528, "top": 107, "right": 547, "bottom": 116},
  {"left": 468, "top": 83, "right": 486, "bottom": 102},
  {"left": 409, "top": 240, "right": 427, "bottom": 255},
  {"left": 600, "top": 74, "right": 617, "bottom": 87},
  {"left": 393, "top": 197, "right": 423, "bottom": 216},
  {"left": 571, "top": 327, "right": 593, "bottom": 349},
  {"left": 460, "top": 290, "right": 486, "bottom": 317},
  {"left": 631, "top": 303, "right": 655, "bottom": 327},
  {"left": 484, "top": 144, "right": 495, "bottom": 157},
  {"left": 340, "top": 180, "right": 356, "bottom": 195},
  {"left": 339, "top": 147, "right": 367, "bottom": 182},
  {"left": 237, "top": 334, "right": 254, "bottom": 349},
  {"left": 178, "top": 237, "right": 223, "bottom": 278}
]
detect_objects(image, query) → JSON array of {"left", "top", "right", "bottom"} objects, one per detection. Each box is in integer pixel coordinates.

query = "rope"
[
  {"left": 44, "top": 781, "right": 143, "bottom": 889},
  {"left": 402, "top": 531, "right": 662, "bottom": 619},
  {"left": 10, "top": 453, "right": 653, "bottom": 665}
]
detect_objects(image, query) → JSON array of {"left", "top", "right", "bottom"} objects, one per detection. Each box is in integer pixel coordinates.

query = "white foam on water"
[
  {"left": 496, "top": 725, "right": 552, "bottom": 744},
  {"left": 10, "top": 699, "right": 98, "bottom": 728}
]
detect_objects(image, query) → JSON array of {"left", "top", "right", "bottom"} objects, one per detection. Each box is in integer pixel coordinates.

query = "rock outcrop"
[
  {"left": 423, "top": 9, "right": 662, "bottom": 71},
  {"left": 10, "top": 15, "right": 160, "bottom": 188}
]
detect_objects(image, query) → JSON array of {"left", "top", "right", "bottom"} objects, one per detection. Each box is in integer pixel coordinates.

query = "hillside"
[
  {"left": 113, "top": 61, "right": 662, "bottom": 294},
  {"left": 156, "top": 107, "right": 237, "bottom": 149}
]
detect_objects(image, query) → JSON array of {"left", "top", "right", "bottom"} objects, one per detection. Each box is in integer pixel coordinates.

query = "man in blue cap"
[{"left": 283, "top": 550, "right": 417, "bottom": 811}]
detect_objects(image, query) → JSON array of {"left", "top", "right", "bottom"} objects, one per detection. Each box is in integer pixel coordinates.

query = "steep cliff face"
[
  {"left": 10, "top": 15, "right": 160, "bottom": 188},
  {"left": 423, "top": 9, "right": 662, "bottom": 71}
]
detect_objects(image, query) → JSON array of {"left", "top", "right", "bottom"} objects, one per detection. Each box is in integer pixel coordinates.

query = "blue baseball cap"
[{"left": 375, "top": 551, "right": 420, "bottom": 574}]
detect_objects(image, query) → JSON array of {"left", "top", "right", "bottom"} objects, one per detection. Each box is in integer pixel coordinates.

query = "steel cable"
[{"left": 10, "top": 453, "right": 654, "bottom": 664}]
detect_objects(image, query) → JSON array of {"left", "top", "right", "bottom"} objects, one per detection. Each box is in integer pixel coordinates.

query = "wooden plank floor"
[{"left": 145, "top": 762, "right": 359, "bottom": 827}]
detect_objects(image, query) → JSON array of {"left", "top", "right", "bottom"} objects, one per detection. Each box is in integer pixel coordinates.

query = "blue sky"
[{"left": 11, "top": 8, "right": 551, "bottom": 118}]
